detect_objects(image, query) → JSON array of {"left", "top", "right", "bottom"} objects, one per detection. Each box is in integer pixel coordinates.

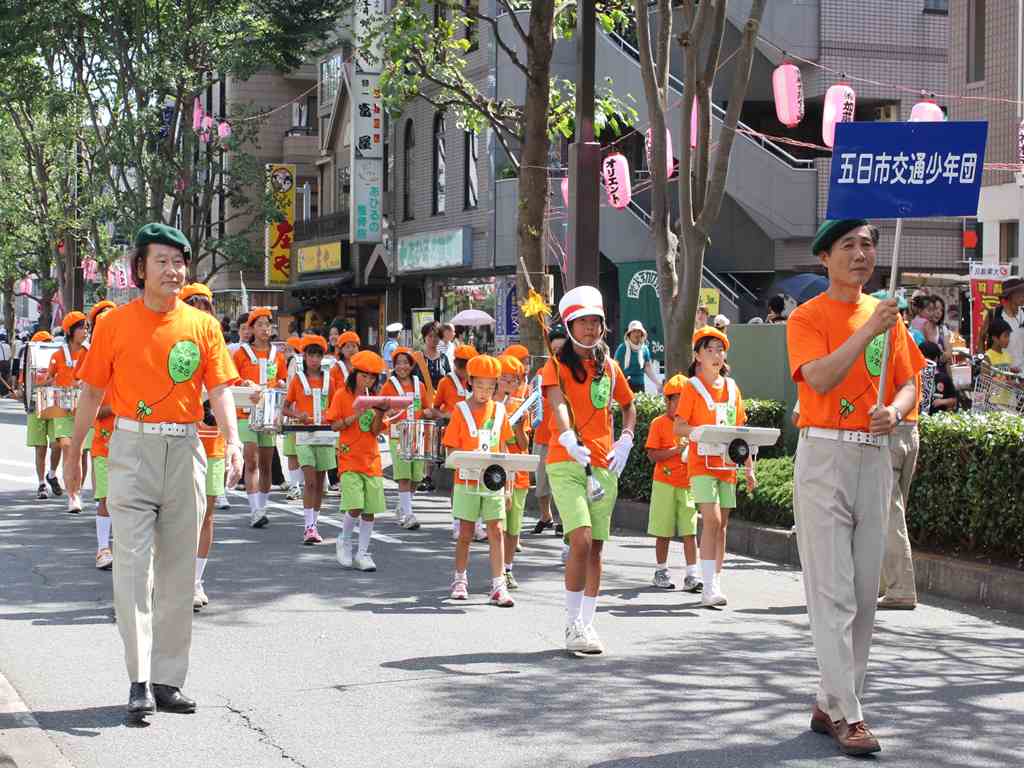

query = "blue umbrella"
[{"left": 777, "top": 273, "right": 829, "bottom": 304}]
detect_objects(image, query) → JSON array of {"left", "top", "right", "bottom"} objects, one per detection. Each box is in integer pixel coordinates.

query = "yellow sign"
[
  {"left": 297, "top": 242, "right": 344, "bottom": 274},
  {"left": 699, "top": 287, "right": 720, "bottom": 316},
  {"left": 266, "top": 164, "right": 296, "bottom": 285}
]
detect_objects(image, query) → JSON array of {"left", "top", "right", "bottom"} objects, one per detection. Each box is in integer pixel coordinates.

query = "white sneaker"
[
  {"left": 394, "top": 506, "right": 404, "bottom": 523},
  {"left": 582, "top": 624, "right": 605, "bottom": 655},
  {"left": 195, "top": 581, "right": 209, "bottom": 606},
  {"left": 336, "top": 538, "right": 353, "bottom": 568},
  {"left": 354, "top": 553, "right": 377, "bottom": 572},
  {"left": 215, "top": 495, "right": 230, "bottom": 509},
  {"left": 192, "top": 585, "right": 205, "bottom": 612},
  {"left": 286, "top": 485, "right": 303, "bottom": 501},
  {"left": 565, "top": 620, "right": 590, "bottom": 653},
  {"left": 95, "top": 548, "right": 113, "bottom": 570},
  {"left": 328, "top": 482, "right": 340, "bottom": 493},
  {"left": 66, "top": 493, "right": 82, "bottom": 514},
  {"left": 702, "top": 588, "right": 728, "bottom": 608},
  {"left": 473, "top": 522, "right": 488, "bottom": 542},
  {"left": 401, "top": 513, "right": 421, "bottom": 530},
  {"left": 250, "top": 508, "right": 269, "bottom": 528}
]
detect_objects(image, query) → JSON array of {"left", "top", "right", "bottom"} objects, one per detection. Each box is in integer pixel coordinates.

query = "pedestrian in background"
[
  {"left": 766, "top": 294, "right": 787, "bottom": 324},
  {"left": 613, "top": 320, "right": 662, "bottom": 393}
]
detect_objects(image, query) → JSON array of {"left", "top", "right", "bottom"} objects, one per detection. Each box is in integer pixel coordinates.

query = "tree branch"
[{"left": 472, "top": 10, "right": 530, "bottom": 77}]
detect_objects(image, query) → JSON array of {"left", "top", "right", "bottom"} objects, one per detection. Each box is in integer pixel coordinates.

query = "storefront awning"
[{"left": 288, "top": 273, "right": 355, "bottom": 302}]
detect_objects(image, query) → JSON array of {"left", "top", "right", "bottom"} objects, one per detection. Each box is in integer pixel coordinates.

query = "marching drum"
[
  {"left": 249, "top": 388, "right": 286, "bottom": 434},
  {"left": 34, "top": 386, "right": 78, "bottom": 419},
  {"left": 398, "top": 419, "right": 444, "bottom": 463},
  {"left": 229, "top": 385, "right": 263, "bottom": 412},
  {"left": 24, "top": 341, "right": 63, "bottom": 414}
]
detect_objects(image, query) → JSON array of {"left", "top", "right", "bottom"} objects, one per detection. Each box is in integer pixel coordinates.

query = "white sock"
[
  {"left": 358, "top": 518, "right": 374, "bottom": 555},
  {"left": 399, "top": 491, "right": 412, "bottom": 518},
  {"left": 46, "top": 470, "right": 56, "bottom": 480},
  {"left": 581, "top": 595, "right": 598, "bottom": 627},
  {"left": 565, "top": 589, "right": 583, "bottom": 625},
  {"left": 656, "top": 561, "right": 667, "bottom": 570},
  {"left": 492, "top": 576, "right": 505, "bottom": 592},
  {"left": 686, "top": 563, "right": 699, "bottom": 578},
  {"left": 258, "top": 491, "right": 268, "bottom": 510},
  {"left": 247, "top": 492, "right": 259, "bottom": 512},
  {"left": 304, "top": 508, "right": 317, "bottom": 528},
  {"left": 342, "top": 514, "right": 356, "bottom": 545},
  {"left": 95, "top": 515, "right": 111, "bottom": 549},
  {"left": 455, "top": 569, "right": 467, "bottom": 582},
  {"left": 701, "top": 560, "right": 717, "bottom": 591},
  {"left": 195, "top": 557, "right": 208, "bottom": 584}
]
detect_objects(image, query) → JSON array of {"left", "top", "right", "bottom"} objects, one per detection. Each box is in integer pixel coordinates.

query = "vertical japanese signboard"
[
  {"left": 969, "top": 262, "right": 1011, "bottom": 353},
  {"left": 353, "top": 0, "right": 384, "bottom": 73},
  {"left": 266, "top": 164, "right": 296, "bottom": 284}
]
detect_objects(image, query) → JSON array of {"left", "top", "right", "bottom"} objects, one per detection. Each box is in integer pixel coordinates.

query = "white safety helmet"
[{"left": 558, "top": 285, "right": 605, "bottom": 350}]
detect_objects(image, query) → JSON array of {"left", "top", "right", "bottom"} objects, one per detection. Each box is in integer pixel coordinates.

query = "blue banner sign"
[{"left": 826, "top": 121, "right": 987, "bottom": 219}]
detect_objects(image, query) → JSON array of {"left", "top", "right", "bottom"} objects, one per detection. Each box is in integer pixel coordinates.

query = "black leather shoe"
[
  {"left": 127, "top": 682, "right": 155, "bottom": 719},
  {"left": 152, "top": 684, "right": 196, "bottom": 714}
]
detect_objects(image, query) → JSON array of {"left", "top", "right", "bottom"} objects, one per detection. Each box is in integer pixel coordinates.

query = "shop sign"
[
  {"left": 352, "top": 74, "right": 383, "bottom": 160},
  {"left": 969, "top": 266, "right": 1011, "bottom": 353},
  {"left": 495, "top": 276, "right": 520, "bottom": 345},
  {"left": 265, "top": 163, "right": 296, "bottom": 285},
  {"left": 617, "top": 262, "right": 664, "bottom": 360},
  {"left": 297, "top": 242, "right": 346, "bottom": 274},
  {"left": 350, "top": 157, "right": 383, "bottom": 243},
  {"left": 353, "top": 0, "right": 384, "bottom": 72},
  {"left": 396, "top": 227, "right": 472, "bottom": 272}
]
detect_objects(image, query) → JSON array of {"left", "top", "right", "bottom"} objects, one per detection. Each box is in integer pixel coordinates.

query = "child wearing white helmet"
[{"left": 541, "top": 285, "right": 637, "bottom": 655}]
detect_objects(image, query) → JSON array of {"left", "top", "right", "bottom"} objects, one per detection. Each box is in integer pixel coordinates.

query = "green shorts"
[
  {"left": 282, "top": 432, "right": 297, "bottom": 457},
  {"left": 51, "top": 415, "right": 73, "bottom": 441},
  {"left": 690, "top": 474, "right": 737, "bottom": 508},
  {"left": 239, "top": 418, "right": 276, "bottom": 448},
  {"left": 92, "top": 456, "right": 108, "bottom": 500},
  {"left": 296, "top": 444, "right": 336, "bottom": 472},
  {"left": 340, "top": 472, "right": 386, "bottom": 515},
  {"left": 26, "top": 414, "right": 53, "bottom": 447},
  {"left": 389, "top": 437, "right": 424, "bottom": 483},
  {"left": 506, "top": 487, "right": 527, "bottom": 536},
  {"left": 545, "top": 462, "right": 618, "bottom": 541},
  {"left": 648, "top": 480, "right": 697, "bottom": 538},
  {"left": 206, "top": 457, "right": 226, "bottom": 498},
  {"left": 452, "top": 482, "right": 506, "bottom": 524}
]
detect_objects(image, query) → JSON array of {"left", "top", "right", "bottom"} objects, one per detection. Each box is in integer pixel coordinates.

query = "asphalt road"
[{"left": 0, "top": 398, "right": 1022, "bottom": 768}]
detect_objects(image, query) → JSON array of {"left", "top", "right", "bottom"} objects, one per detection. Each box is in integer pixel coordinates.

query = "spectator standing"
[
  {"left": 613, "top": 320, "right": 662, "bottom": 393},
  {"left": 0, "top": 331, "right": 11, "bottom": 392},
  {"left": 766, "top": 295, "right": 787, "bottom": 324},
  {"left": 382, "top": 322, "right": 402, "bottom": 367}
]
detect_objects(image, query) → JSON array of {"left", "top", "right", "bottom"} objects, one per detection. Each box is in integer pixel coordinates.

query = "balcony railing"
[{"left": 294, "top": 209, "right": 350, "bottom": 242}]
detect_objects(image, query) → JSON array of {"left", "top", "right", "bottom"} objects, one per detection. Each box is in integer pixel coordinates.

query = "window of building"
[
  {"left": 465, "top": 0, "right": 479, "bottom": 51},
  {"left": 967, "top": 0, "right": 986, "bottom": 82},
  {"left": 1000, "top": 221, "right": 1018, "bottom": 264},
  {"left": 923, "top": 0, "right": 948, "bottom": 13},
  {"left": 433, "top": 112, "right": 447, "bottom": 215},
  {"left": 464, "top": 131, "right": 479, "bottom": 209},
  {"left": 320, "top": 55, "right": 342, "bottom": 104},
  {"left": 403, "top": 120, "right": 415, "bottom": 221}
]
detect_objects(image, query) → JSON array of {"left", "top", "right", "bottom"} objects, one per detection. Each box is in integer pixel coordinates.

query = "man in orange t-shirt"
[
  {"left": 66, "top": 223, "right": 241, "bottom": 723},
  {"left": 786, "top": 219, "right": 923, "bottom": 756}
]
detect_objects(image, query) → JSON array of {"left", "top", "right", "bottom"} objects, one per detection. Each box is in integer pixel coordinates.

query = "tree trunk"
[
  {"left": 1, "top": 276, "right": 15, "bottom": 341},
  {"left": 38, "top": 294, "right": 53, "bottom": 332},
  {"left": 515, "top": 1, "right": 556, "bottom": 360}
]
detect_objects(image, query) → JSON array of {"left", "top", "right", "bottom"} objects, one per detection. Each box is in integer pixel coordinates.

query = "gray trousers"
[
  {"left": 794, "top": 434, "right": 892, "bottom": 724},
  {"left": 108, "top": 429, "right": 206, "bottom": 687},
  {"left": 880, "top": 423, "right": 919, "bottom": 602}
]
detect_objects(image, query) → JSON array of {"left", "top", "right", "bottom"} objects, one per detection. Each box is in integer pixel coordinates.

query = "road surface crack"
[
  {"left": 30, "top": 565, "right": 52, "bottom": 587},
  {"left": 221, "top": 697, "right": 309, "bottom": 767}
]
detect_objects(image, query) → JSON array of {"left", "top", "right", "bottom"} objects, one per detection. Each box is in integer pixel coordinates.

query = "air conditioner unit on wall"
[{"left": 875, "top": 105, "right": 899, "bottom": 122}]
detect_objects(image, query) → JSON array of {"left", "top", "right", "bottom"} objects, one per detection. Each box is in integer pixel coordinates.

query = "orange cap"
[
  {"left": 351, "top": 350, "right": 386, "bottom": 375},
  {"left": 499, "top": 354, "right": 525, "bottom": 377},
  {"left": 337, "top": 331, "right": 360, "bottom": 347},
  {"left": 246, "top": 306, "right": 273, "bottom": 325},
  {"left": 391, "top": 346, "right": 415, "bottom": 364},
  {"left": 286, "top": 336, "right": 303, "bottom": 350},
  {"left": 503, "top": 344, "right": 529, "bottom": 360},
  {"left": 453, "top": 345, "right": 479, "bottom": 362},
  {"left": 87, "top": 300, "right": 116, "bottom": 326},
  {"left": 31, "top": 331, "right": 53, "bottom": 343},
  {"left": 663, "top": 373, "right": 689, "bottom": 397},
  {"left": 300, "top": 335, "right": 328, "bottom": 353},
  {"left": 179, "top": 284, "right": 212, "bottom": 303},
  {"left": 692, "top": 326, "right": 729, "bottom": 351},
  {"left": 61, "top": 311, "right": 87, "bottom": 335},
  {"left": 467, "top": 354, "right": 502, "bottom": 379}
]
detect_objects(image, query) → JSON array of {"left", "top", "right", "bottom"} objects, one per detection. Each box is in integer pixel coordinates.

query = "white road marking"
[
  {"left": 226, "top": 490, "right": 403, "bottom": 544},
  {"left": 0, "top": 472, "right": 40, "bottom": 486},
  {"left": 0, "top": 458, "right": 37, "bottom": 469}
]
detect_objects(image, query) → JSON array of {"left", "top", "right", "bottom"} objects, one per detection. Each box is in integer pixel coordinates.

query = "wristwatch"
[{"left": 893, "top": 405, "right": 904, "bottom": 424}]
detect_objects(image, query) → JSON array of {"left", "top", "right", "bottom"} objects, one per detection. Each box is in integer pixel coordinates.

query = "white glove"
[
  {"left": 608, "top": 432, "right": 634, "bottom": 476},
  {"left": 558, "top": 429, "right": 591, "bottom": 467}
]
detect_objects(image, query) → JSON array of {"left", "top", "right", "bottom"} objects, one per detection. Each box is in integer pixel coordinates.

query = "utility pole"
[{"left": 566, "top": 0, "right": 601, "bottom": 290}]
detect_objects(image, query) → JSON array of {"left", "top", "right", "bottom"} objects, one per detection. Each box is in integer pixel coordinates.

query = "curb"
[
  {"left": 0, "top": 670, "right": 74, "bottom": 768},
  {"left": 611, "top": 497, "right": 1024, "bottom": 614}
]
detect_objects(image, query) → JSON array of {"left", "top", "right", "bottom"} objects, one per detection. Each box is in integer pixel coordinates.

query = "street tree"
[
  {"left": 633, "top": 0, "right": 765, "bottom": 373},
  {"left": 374, "top": 0, "right": 634, "bottom": 355}
]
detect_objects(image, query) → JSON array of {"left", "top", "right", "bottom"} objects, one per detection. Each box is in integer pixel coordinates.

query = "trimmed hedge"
[
  {"left": 731, "top": 412, "right": 1024, "bottom": 561},
  {"left": 614, "top": 394, "right": 787, "bottom": 503}
]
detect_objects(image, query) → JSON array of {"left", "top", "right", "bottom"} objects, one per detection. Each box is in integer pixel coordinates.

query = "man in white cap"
[
  {"left": 382, "top": 322, "right": 402, "bottom": 369},
  {"left": 613, "top": 320, "right": 662, "bottom": 393}
]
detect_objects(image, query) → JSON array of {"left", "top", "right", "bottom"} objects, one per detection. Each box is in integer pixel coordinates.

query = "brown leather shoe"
[
  {"left": 878, "top": 596, "right": 916, "bottom": 610},
  {"left": 836, "top": 720, "right": 881, "bottom": 756},
  {"left": 810, "top": 705, "right": 839, "bottom": 739}
]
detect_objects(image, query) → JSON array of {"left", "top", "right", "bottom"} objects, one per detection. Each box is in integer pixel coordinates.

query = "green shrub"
[
  {"left": 614, "top": 394, "right": 787, "bottom": 503},
  {"left": 728, "top": 412, "right": 1024, "bottom": 561}
]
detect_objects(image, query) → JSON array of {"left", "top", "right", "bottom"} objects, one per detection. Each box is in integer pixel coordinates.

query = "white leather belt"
[
  {"left": 801, "top": 427, "right": 888, "bottom": 448},
  {"left": 115, "top": 417, "right": 197, "bottom": 437}
]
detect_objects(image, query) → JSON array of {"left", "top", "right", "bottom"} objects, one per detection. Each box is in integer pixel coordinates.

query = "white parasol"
[{"left": 449, "top": 309, "right": 495, "bottom": 327}]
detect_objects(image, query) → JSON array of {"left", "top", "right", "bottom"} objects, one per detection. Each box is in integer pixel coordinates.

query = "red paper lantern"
[
  {"left": 909, "top": 99, "right": 944, "bottom": 123},
  {"left": 772, "top": 63, "right": 804, "bottom": 128},
  {"left": 601, "top": 153, "right": 632, "bottom": 210},
  {"left": 645, "top": 127, "right": 674, "bottom": 178},
  {"left": 822, "top": 82, "right": 856, "bottom": 148},
  {"left": 963, "top": 230, "right": 979, "bottom": 250}
]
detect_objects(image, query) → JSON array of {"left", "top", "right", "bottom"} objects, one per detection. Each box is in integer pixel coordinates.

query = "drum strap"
[
  {"left": 240, "top": 343, "right": 258, "bottom": 365},
  {"left": 337, "top": 359, "right": 349, "bottom": 380},
  {"left": 61, "top": 344, "right": 72, "bottom": 367},
  {"left": 449, "top": 372, "right": 469, "bottom": 399},
  {"left": 688, "top": 376, "right": 736, "bottom": 413},
  {"left": 456, "top": 400, "right": 506, "bottom": 450},
  {"left": 82, "top": 339, "right": 90, "bottom": 351},
  {"left": 295, "top": 370, "right": 312, "bottom": 396}
]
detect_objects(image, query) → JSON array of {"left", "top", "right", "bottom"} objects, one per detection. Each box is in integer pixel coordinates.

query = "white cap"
[
  {"left": 559, "top": 285, "right": 604, "bottom": 325},
  {"left": 713, "top": 314, "right": 730, "bottom": 329},
  {"left": 386, "top": 322, "right": 403, "bottom": 333},
  {"left": 626, "top": 320, "right": 647, "bottom": 336}
]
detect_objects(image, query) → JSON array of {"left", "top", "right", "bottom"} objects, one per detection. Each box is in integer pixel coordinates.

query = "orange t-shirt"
[
  {"left": 787, "top": 293, "right": 924, "bottom": 431},
  {"left": 78, "top": 299, "right": 237, "bottom": 423},
  {"left": 540, "top": 357, "right": 634, "bottom": 470},
  {"left": 325, "top": 386, "right": 383, "bottom": 476},
  {"left": 285, "top": 369, "right": 335, "bottom": 422},
  {"left": 645, "top": 413, "right": 689, "bottom": 489},
  {"left": 232, "top": 345, "right": 287, "bottom": 418},
  {"left": 499, "top": 394, "right": 530, "bottom": 489},
  {"left": 433, "top": 373, "right": 471, "bottom": 414},
  {"left": 380, "top": 375, "right": 433, "bottom": 436},
  {"left": 90, "top": 393, "right": 116, "bottom": 458},
  {"left": 676, "top": 375, "right": 747, "bottom": 482},
  {"left": 442, "top": 399, "right": 515, "bottom": 485},
  {"left": 48, "top": 345, "right": 86, "bottom": 387}
]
